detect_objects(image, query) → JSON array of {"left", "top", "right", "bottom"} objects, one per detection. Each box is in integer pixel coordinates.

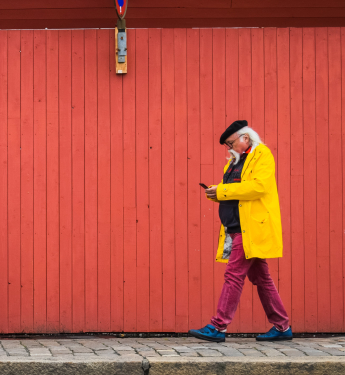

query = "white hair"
[
  {"left": 236, "top": 126, "right": 263, "bottom": 147},
  {"left": 226, "top": 126, "right": 263, "bottom": 163}
]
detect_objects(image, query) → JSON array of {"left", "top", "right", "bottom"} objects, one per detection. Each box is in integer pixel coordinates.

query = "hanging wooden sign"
[{"left": 115, "top": 0, "right": 128, "bottom": 20}]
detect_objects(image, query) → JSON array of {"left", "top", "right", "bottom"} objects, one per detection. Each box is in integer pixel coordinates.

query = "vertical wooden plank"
[
  {"left": 123, "top": 29, "right": 136, "bottom": 332},
  {"left": 59, "top": 30, "right": 72, "bottom": 332},
  {"left": 46, "top": 30, "right": 60, "bottom": 333},
  {"left": 238, "top": 28, "right": 253, "bottom": 333},
  {"left": 290, "top": 27, "right": 305, "bottom": 333},
  {"left": 342, "top": 27, "right": 345, "bottom": 333},
  {"left": 134, "top": 30, "right": 150, "bottom": 332},
  {"left": 174, "top": 28, "right": 188, "bottom": 332},
  {"left": 328, "top": 27, "right": 343, "bottom": 332},
  {"left": 212, "top": 28, "right": 227, "bottom": 321},
  {"left": 109, "top": 30, "right": 124, "bottom": 332},
  {"left": 251, "top": 28, "right": 266, "bottom": 333},
  {"left": 84, "top": 29, "right": 98, "bottom": 332},
  {"left": 33, "top": 30, "right": 47, "bottom": 332},
  {"left": 0, "top": 30, "right": 9, "bottom": 334},
  {"left": 97, "top": 29, "right": 111, "bottom": 331},
  {"left": 135, "top": 29, "right": 150, "bottom": 332},
  {"left": 264, "top": 27, "right": 279, "bottom": 330},
  {"left": 71, "top": 30, "right": 85, "bottom": 333},
  {"left": 8, "top": 30, "right": 21, "bottom": 333},
  {"left": 251, "top": 29, "right": 265, "bottom": 137},
  {"left": 20, "top": 30, "right": 34, "bottom": 333},
  {"left": 302, "top": 28, "right": 317, "bottom": 332},
  {"left": 187, "top": 28, "right": 201, "bottom": 329},
  {"left": 200, "top": 28, "right": 215, "bottom": 328},
  {"left": 161, "top": 28, "right": 176, "bottom": 332},
  {"left": 149, "top": 28, "right": 162, "bottom": 332},
  {"left": 263, "top": 28, "right": 278, "bottom": 164},
  {"left": 225, "top": 28, "right": 240, "bottom": 333},
  {"left": 276, "top": 27, "right": 292, "bottom": 331},
  {"left": 316, "top": 27, "right": 330, "bottom": 332}
]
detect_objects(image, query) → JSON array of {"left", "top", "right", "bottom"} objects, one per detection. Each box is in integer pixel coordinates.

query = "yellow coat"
[{"left": 210, "top": 143, "right": 283, "bottom": 262}]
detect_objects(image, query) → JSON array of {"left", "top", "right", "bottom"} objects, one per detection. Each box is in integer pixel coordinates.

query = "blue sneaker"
[
  {"left": 189, "top": 324, "right": 226, "bottom": 343},
  {"left": 256, "top": 326, "right": 293, "bottom": 341}
]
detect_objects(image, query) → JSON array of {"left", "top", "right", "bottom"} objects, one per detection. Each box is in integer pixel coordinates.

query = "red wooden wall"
[
  {"left": 1, "top": 0, "right": 345, "bottom": 29},
  {"left": 0, "top": 27, "right": 344, "bottom": 334}
]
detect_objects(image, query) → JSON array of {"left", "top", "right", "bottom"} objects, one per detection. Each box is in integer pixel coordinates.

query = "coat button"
[
  {"left": 239, "top": 204, "right": 242, "bottom": 207},
  {"left": 243, "top": 230, "right": 245, "bottom": 233}
]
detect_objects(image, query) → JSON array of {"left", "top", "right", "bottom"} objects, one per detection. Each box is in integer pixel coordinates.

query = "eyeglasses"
[{"left": 224, "top": 134, "right": 244, "bottom": 149}]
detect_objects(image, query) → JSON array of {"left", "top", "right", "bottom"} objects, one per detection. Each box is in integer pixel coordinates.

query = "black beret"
[{"left": 219, "top": 120, "right": 248, "bottom": 144}]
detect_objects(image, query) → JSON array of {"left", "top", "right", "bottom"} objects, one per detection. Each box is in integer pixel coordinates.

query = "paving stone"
[
  {"left": 238, "top": 349, "right": 265, "bottom": 357},
  {"left": 260, "top": 349, "right": 286, "bottom": 357},
  {"left": 77, "top": 343, "right": 107, "bottom": 350},
  {"left": 318, "top": 348, "right": 345, "bottom": 356},
  {"left": 203, "top": 343, "right": 226, "bottom": 348},
  {"left": 189, "top": 345, "right": 210, "bottom": 349},
  {"left": 135, "top": 346, "right": 153, "bottom": 351},
  {"left": 171, "top": 346, "right": 195, "bottom": 352},
  {"left": 298, "top": 348, "right": 330, "bottom": 356},
  {"left": 217, "top": 346, "right": 244, "bottom": 357},
  {"left": 227, "top": 343, "right": 255, "bottom": 349},
  {"left": 22, "top": 343, "right": 42, "bottom": 348},
  {"left": 70, "top": 347, "right": 94, "bottom": 353},
  {"left": 116, "top": 350, "right": 140, "bottom": 356},
  {"left": 279, "top": 348, "right": 306, "bottom": 357},
  {"left": 111, "top": 345, "right": 135, "bottom": 351},
  {"left": 146, "top": 344, "right": 169, "bottom": 350},
  {"left": 180, "top": 351, "right": 199, "bottom": 357},
  {"left": 4, "top": 345, "right": 25, "bottom": 350},
  {"left": 7, "top": 352, "right": 29, "bottom": 357},
  {"left": 50, "top": 350, "right": 72, "bottom": 355},
  {"left": 29, "top": 348, "right": 51, "bottom": 355},
  {"left": 129, "top": 344, "right": 151, "bottom": 349},
  {"left": 216, "top": 348, "right": 244, "bottom": 356},
  {"left": 157, "top": 350, "right": 178, "bottom": 356},
  {"left": 138, "top": 351, "right": 160, "bottom": 357},
  {"left": 321, "top": 344, "right": 343, "bottom": 348},
  {"left": 95, "top": 350, "right": 117, "bottom": 356},
  {"left": 197, "top": 349, "right": 223, "bottom": 357}
]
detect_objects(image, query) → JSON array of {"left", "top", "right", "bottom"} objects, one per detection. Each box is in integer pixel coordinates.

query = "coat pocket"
[{"left": 250, "top": 213, "right": 273, "bottom": 245}]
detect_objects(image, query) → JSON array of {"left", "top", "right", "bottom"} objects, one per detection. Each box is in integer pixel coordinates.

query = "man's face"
[{"left": 224, "top": 133, "right": 250, "bottom": 154}]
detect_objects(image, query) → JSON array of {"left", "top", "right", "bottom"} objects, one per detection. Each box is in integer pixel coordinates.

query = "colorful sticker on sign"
[{"left": 116, "top": 0, "right": 128, "bottom": 19}]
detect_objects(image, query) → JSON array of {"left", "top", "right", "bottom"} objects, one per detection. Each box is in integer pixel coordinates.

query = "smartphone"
[{"left": 199, "top": 183, "right": 209, "bottom": 189}]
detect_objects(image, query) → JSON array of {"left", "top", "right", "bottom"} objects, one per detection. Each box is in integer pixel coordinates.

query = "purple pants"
[{"left": 211, "top": 233, "right": 289, "bottom": 332}]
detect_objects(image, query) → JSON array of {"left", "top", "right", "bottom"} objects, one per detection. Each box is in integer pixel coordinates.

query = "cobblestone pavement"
[{"left": 0, "top": 335, "right": 345, "bottom": 360}]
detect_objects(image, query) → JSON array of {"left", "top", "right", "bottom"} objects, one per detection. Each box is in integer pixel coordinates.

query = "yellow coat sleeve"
[{"left": 216, "top": 150, "right": 275, "bottom": 201}]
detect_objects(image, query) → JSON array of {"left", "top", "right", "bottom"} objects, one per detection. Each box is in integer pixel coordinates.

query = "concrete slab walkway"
[{"left": 0, "top": 335, "right": 345, "bottom": 374}]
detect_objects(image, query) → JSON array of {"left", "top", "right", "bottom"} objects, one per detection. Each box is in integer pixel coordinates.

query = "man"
[{"left": 189, "top": 120, "right": 292, "bottom": 342}]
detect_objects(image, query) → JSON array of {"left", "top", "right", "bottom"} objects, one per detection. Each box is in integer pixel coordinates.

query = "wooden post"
[{"left": 115, "top": 27, "right": 127, "bottom": 74}]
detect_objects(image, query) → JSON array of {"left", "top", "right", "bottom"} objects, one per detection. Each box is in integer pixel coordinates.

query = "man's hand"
[{"left": 205, "top": 185, "right": 218, "bottom": 199}]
